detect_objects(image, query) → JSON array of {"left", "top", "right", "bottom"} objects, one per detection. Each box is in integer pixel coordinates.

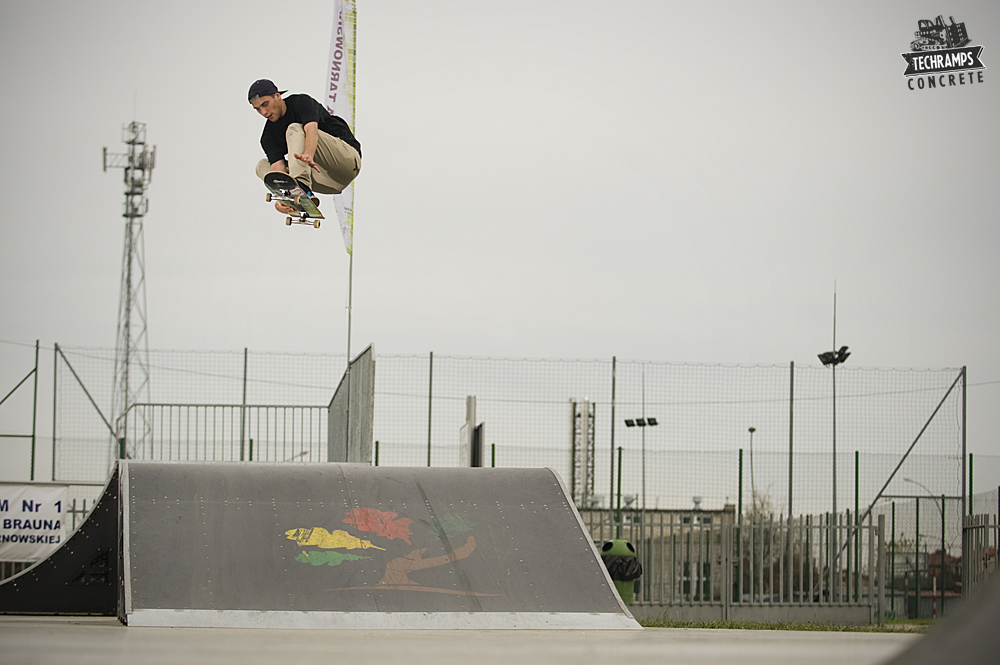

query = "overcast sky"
[{"left": 1, "top": 1, "right": 998, "bottom": 454}]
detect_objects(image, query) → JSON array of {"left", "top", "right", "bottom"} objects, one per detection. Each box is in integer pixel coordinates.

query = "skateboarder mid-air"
[{"left": 249, "top": 79, "right": 361, "bottom": 215}]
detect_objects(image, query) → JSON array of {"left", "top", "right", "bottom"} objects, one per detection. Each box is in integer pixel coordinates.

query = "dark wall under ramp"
[
  {"left": 0, "top": 468, "right": 119, "bottom": 615},
  {"left": 120, "top": 461, "right": 638, "bottom": 629}
]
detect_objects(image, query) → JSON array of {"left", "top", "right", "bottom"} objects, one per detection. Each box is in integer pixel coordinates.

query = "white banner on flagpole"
[
  {"left": 325, "top": 0, "right": 357, "bottom": 255},
  {"left": 0, "top": 484, "right": 68, "bottom": 562}
]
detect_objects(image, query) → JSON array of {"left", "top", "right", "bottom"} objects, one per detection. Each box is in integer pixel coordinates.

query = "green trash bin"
[{"left": 600, "top": 539, "right": 642, "bottom": 605}]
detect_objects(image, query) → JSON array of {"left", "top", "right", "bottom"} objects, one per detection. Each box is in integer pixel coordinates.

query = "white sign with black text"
[{"left": 0, "top": 484, "right": 68, "bottom": 562}]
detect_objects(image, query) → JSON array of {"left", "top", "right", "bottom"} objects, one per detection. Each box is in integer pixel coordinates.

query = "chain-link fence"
[
  {"left": 373, "top": 357, "right": 976, "bottom": 518},
  {"left": 4, "top": 347, "right": 998, "bottom": 497},
  {"left": 0, "top": 341, "right": 40, "bottom": 482},
  {"left": 4, "top": 341, "right": 1000, "bottom": 612},
  {"left": 3, "top": 345, "right": 992, "bottom": 514}
]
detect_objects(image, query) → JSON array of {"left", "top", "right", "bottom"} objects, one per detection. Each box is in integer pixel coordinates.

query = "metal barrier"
[
  {"left": 581, "top": 508, "right": 884, "bottom": 623},
  {"left": 963, "top": 514, "right": 999, "bottom": 598},
  {"left": 118, "top": 403, "right": 328, "bottom": 463}
]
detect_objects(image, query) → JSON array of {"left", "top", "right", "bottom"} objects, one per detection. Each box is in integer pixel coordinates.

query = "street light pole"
[
  {"left": 641, "top": 382, "right": 647, "bottom": 543},
  {"left": 817, "top": 289, "right": 850, "bottom": 519},
  {"left": 832, "top": 290, "right": 837, "bottom": 519},
  {"left": 819, "top": 342, "right": 850, "bottom": 518},
  {"left": 625, "top": 409, "right": 658, "bottom": 511}
]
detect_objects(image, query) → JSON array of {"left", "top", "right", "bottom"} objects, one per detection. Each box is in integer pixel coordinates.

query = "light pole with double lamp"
[
  {"left": 624, "top": 416, "right": 659, "bottom": 511},
  {"left": 818, "top": 345, "right": 850, "bottom": 518}
]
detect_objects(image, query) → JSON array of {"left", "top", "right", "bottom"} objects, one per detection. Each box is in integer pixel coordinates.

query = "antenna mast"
[{"left": 103, "top": 122, "right": 156, "bottom": 462}]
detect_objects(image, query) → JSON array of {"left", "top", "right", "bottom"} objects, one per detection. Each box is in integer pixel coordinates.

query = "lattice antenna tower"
[
  {"left": 103, "top": 122, "right": 156, "bottom": 460},
  {"left": 569, "top": 399, "right": 596, "bottom": 508}
]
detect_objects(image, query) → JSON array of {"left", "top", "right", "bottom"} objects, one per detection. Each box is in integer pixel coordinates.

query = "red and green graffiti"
[
  {"left": 343, "top": 508, "right": 413, "bottom": 544},
  {"left": 284, "top": 508, "right": 492, "bottom": 597}
]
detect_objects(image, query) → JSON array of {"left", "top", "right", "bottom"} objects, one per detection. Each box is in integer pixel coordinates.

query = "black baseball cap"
[{"left": 248, "top": 79, "right": 288, "bottom": 103}]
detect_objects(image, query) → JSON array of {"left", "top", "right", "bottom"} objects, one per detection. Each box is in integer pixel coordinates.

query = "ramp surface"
[{"left": 120, "top": 461, "right": 638, "bottom": 629}]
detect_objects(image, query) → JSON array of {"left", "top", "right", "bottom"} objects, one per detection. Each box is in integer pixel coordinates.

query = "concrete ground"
[{"left": 0, "top": 616, "right": 919, "bottom": 665}]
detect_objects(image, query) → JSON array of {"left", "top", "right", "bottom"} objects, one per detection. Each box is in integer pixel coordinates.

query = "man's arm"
[{"left": 293, "top": 122, "right": 321, "bottom": 172}]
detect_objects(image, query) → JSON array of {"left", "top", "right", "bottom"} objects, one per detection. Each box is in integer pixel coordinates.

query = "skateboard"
[{"left": 263, "top": 172, "right": 324, "bottom": 228}]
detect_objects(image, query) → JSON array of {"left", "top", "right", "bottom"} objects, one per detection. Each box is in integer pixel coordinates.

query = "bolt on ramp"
[{"left": 119, "top": 461, "right": 639, "bottom": 629}]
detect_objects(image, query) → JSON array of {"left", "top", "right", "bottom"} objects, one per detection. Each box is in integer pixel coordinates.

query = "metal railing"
[
  {"left": 963, "top": 514, "right": 999, "bottom": 597},
  {"left": 581, "top": 508, "right": 884, "bottom": 622},
  {"left": 118, "top": 403, "right": 328, "bottom": 463}
]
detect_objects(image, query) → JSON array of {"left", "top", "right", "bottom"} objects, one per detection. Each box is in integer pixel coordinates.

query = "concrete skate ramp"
[
  {"left": 0, "top": 468, "right": 118, "bottom": 615},
  {"left": 884, "top": 569, "right": 1000, "bottom": 664},
  {"left": 120, "top": 461, "right": 639, "bottom": 629}
]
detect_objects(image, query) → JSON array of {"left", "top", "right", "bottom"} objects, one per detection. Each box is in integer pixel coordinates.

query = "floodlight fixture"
[
  {"left": 624, "top": 412, "right": 659, "bottom": 513},
  {"left": 818, "top": 345, "right": 850, "bottom": 367}
]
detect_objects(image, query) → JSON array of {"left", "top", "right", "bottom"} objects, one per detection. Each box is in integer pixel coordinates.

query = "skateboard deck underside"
[{"left": 264, "top": 173, "right": 325, "bottom": 223}]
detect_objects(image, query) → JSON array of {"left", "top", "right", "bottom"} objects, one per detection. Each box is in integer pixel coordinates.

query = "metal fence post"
[
  {"left": 427, "top": 351, "right": 433, "bottom": 467},
  {"left": 788, "top": 360, "right": 794, "bottom": 519},
  {"left": 240, "top": 348, "right": 247, "bottom": 461},
  {"left": 940, "top": 494, "right": 946, "bottom": 616},
  {"left": 615, "top": 446, "right": 623, "bottom": 539},
  {"left": 787, "top": 514, "right": 794, "bottom": 604},
  {"left": 878, "top": 514, "right": 885, "bottom": 626},
  {"left": 961, "top": 366, "right": 967, "bottom": 518},
  {"left": 968, "top": 453, "right": 974, "bottom": 515},
  {"left": 51, "top": 343, "right": 58, "bottom": 481},
  {"left": 961, "top": 514, "right": 970, "bottom": 599},
  {"left": 30, "top": 340, "right": 38, "bottom": 481},
  {"left": 723, "top": 520, "right": 731, "bottom": 620},
  {"left": 609, "top": 356, "right": 616, "bottom": 536},
  {"left": 915, "top": 498, "right": 920, "bottom": 618},
  {"left": 891, "top": 502, "right": 896, "bottom": 616},
  {"left": 737, "top": 448, "right": 743, "bottom": 605},
  {"left": 787, "top": 362, "right": 795, "bottom": 604},
  {"left": 855, "top": 450, "right": 860, "bottom": 602}
]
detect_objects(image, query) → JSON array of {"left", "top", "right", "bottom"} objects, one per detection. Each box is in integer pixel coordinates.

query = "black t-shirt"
[{"left": 260, "top": 93, "right": 362, "bottom": 165}]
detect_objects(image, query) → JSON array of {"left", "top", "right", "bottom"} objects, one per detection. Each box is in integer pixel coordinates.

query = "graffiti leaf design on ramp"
[
  {"left": 286, "top": 508, "right": 495, "bottom": 597},
  {"left": 295, "top": 551, "right": 366, "bottom": 567},
  {"left": 284, "top": 527, "right": 385, "bottom": 551},
  {"left": 373, "top": 534, "right": 497, "bottom": 597},
  {"left": 429, "top": 513, "right": 477, "bottom": 540},
  {"left": 343, "top": 508, "right": 413, "bottom": 544}
]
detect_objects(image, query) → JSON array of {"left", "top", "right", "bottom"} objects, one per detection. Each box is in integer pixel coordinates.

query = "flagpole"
[
  {"left": 347, "top": 251, "right": 353, "bottom": 365},
  {"left": 344, "top": 248, "right": 352, "bottom": 460},
  {"left": 326, "top": 0, "right": 357, "bottom": 459}
]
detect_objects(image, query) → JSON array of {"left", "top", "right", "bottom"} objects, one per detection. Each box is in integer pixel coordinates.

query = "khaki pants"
[{"left": 255, "top": 123, "right": 361, "bottom": 194}]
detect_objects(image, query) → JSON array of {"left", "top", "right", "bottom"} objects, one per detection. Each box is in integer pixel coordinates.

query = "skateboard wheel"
[
  {"left": 313, "top": 220, "right": 321, "bottom": 228},
  {"left": 294, "top": 195, "right": 302, "bottom": 206},
  {"left": 265, "top": 193, "right": 272, "bottom": 203},
  {"left": 285, "top": 217, "right": 292, "bottom": 226}
]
